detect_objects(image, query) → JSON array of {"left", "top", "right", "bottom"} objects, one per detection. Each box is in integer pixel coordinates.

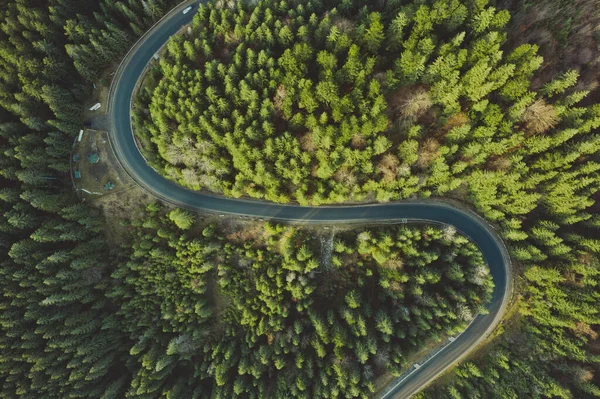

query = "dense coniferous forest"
[
  {"left": 0, "top": 0, "right": 598, "bottom": 398},
  {"left": 136, "top": 0, "right": 600, "bottom": 207},
  {"left": 112, "top": 206, "right": 492, "bottom": 398},
  {"left": 0, "top": 0, "right": 181, "bottom": 396}
]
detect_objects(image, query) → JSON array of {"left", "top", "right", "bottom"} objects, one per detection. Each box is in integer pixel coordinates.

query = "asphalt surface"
[{"left": 107, "top": 1, "right": 512, "bottom": 397}]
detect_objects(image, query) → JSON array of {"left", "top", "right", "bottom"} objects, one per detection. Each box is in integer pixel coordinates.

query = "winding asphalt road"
[{"left": 107, "top": 1, "right": 512, "bottom": 397}]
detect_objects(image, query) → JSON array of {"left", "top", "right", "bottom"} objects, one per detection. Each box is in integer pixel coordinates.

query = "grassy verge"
[
  {"left": 371, "top": 334, "right": 454, "bottom": 397},
  {"left": 72, "top": 130, "right": 128, "bottom": 196}
]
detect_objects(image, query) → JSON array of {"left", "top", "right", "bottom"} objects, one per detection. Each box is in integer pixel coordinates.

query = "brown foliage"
[
  {"left": 273, "top": 85, "right": 286, "bottom": 111},
  {"left": 522, "top": 99, "right": 558, "bottom": 134},
  {"left": 387, "top": 280, "right": 404, "bottom": 293},
  {"left": 417, "top": 138, "right": 440, "bottom": 168},
  {"left": 573, "top": 321, "right": 599, "bottom": 340},
  {"left": 488, "top": 156, "right": 512, "bottom": 171},
  {"left": 574, "top": 367, "right": 594, "bottom": 383},
  {"left": 333, "top": 17, "right": 355, "bottom": 32},
  {"left": 382, "top": 257, "right": 403, "bottom": 271},
  {"left": 389, "top": 86, "right": 432, "bottom": 119},
  {"left": 333, "top": 167, "right": 357, "bottom": 186},
  {"left": 376, "top": 153, "right": 401, "bottom": 182},
  {"left": 300, "top": 132, "right": 316, "bottom": 152},
  {"left": 226, "top": 224, "right": 265, "bottom": 244},
  {"left": 443, "top": 112, "right": 469, "bottom": 131},
  {"left": 351, "top": 133, "right": 367, "bottom": 149}
]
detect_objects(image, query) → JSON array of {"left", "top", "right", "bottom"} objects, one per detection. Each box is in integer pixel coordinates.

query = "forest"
[
  {"left": 111, "top": 206, "right": 492, "bottom": 398},
  {"left": 0, "top": 0, "right": 599, "bottom": 398}
]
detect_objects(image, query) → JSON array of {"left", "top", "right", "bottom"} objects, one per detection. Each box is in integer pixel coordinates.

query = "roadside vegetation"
[{"left": 0, "top": 0, "right": 598, "bottom": 398}]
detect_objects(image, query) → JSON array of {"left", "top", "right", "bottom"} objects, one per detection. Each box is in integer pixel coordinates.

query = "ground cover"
[{"left": 71, "top": 129, "right": 128, "bottom": 199}]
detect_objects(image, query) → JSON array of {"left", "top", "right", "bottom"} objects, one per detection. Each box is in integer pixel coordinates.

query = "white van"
[{"left": 183, "top": 6, "right": 193, "bottom": 14}]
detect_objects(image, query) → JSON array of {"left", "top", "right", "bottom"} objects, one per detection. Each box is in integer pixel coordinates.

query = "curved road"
[{"left": 107, "top": 1, "right": 512, "bottom": 397}]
